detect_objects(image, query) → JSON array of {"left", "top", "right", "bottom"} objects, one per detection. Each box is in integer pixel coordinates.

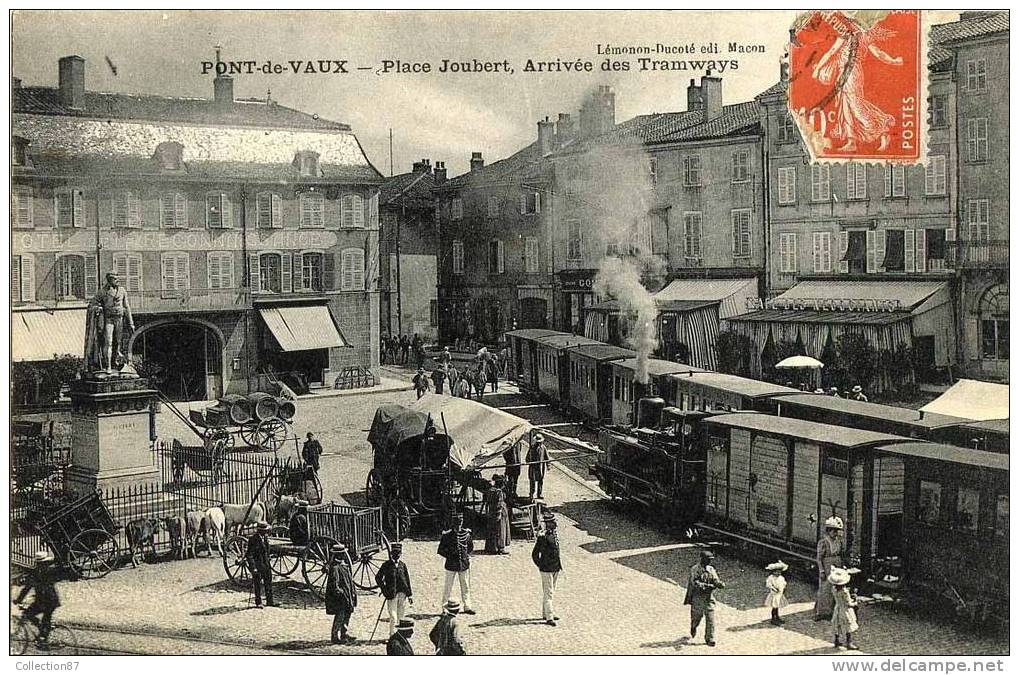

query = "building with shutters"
[{"left": 12, "top": 55, "right": 383, "bottom": 401}]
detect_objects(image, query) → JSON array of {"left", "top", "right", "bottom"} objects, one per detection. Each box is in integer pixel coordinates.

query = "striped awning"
[
  {"left": 13, "top": 307, "right": 87, "bottom": 362},
  {"left": 258, "top": 304, "right": 348, "bottom": 352}
]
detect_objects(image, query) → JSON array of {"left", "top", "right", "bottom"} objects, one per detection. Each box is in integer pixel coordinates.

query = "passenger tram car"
[{"left": 504, "top": 328, "right": 1009, "bottom": 625}]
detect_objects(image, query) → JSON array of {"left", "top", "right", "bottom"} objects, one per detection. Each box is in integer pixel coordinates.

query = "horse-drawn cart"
[
  {"left": 222, "top": 502, "right": 389, "bottom": 596},
  {"left": 161, "top": 392, "right": 295, "bottom": 454},
  {"left": 30, "top": 490, "right": 120, "bottom": 580}
]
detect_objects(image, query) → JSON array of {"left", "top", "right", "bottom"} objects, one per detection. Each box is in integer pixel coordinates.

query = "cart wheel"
[
  {"left": 239, "top": 426, "right": 258, "bottom": 449},
  {"left": 255, "top": 418, "right": 288, "bottom": 453},
  {"left": 351, "top": 533, "right": 390, "bottom": 592},
  {"left": 66, "top": 528, "right": 118, "bottom": 580},
  {"left": 365, "top": 470, "right": 385, "bottom": 507},
  {"left": 384, "top": 499, "right": 412, "bottom": 541},
  {"left": 223, "top": 534, "right": 251, "bottom": 587},
  {"left": 302, "top": 536, "right": 344, "bottom": 600},
  {"left": 205, "top": 428, "right": 235, "bottom": 454},
  {"left": 268, "top": 526, "right": 300, "bottom": 578}
]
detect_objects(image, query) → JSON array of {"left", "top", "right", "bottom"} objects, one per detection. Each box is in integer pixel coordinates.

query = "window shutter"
[
  {"left": 945, "top": 227, "right": 956, "bottom": 242},
  {"left": 498, "top": 240, "right": 505, "bottom": 273},
  {"left": 730, "top": 214, "right": 738, "bottom": 256},
  {"left": 128, "top": 193, "right": 141, "bottom": 228},
  {"left": 838, "top": 231, "right": 849, "bottom": 273},
  {"left": 904, "top": 229, "right": 916, "bottom": 272},
  {"left": 20, "top": 254, "right": 35, "bottom": 302},
  {"left": 281, "top": 252, "right": 293, "bottom": 293},
  {"left": 865, "top": 230, "right": 876, "bottom": 273},
  {"left": 811, "top": 233, "right": 821, "bottom": 272},
  {"left": 128, "top": 254, "right": 142, "bottom": 292},
  {"left": 883, "top": 166, "right": 892, "bottom": 197},
  {"left": 323, "top": 252, "right": 336, "bottom": 290},
  {"left": 72, "top": 190, "right": 84, "bottom": 228},
  {"left": 207, "top": 252, "right": 220, "bottom": 289},
  {"left": 248, "top": 252, "right": 260, "bottom": 292},
  {"left": 340, "top": 251, "right": 353, "bottom": 291},
  {"left": 534, "top": 192, "right": 541, "bottom": 214},
  {"left": 84, "top": 255, "right": 98, "bottom": 297},
  {"left": 875, "top": 230, "right": 886, "bottom": 272},
  {"left": 915, "top": 228, "right": 926, "bottom": 273},
  {"left": 823, "top": 233, "right": 832, "bottom": 272},
  {"left": 175, "top": 194, "right": 187, "bottom": 228},
  {"left": 161, "top": 254, "right": 175, "bottom": 292},
  {"left": 12, "top": 257, "right": 21, "bottom": 302},
  {"left": 222, "top": 195, "right": 233, "bottom": 228},
  {"left": 369, "top": 193, "right": 379, "bottom": 229},
  {"left": 271, "top": 194, "right": 282, "bottom": 228}
]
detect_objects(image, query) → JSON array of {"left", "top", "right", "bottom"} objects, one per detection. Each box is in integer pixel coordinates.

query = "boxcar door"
[
  {"left": 791, "top": 441, "right": 821, "bottom": 546},
  {"left": 819, "top": 447, "right": 850, "bottom": 547},
  {"left": 705, "top": 431, "right": 730, "bottom": 520},
  {"left": 749, "top": 433, "right": 789, "bottom": 538}
]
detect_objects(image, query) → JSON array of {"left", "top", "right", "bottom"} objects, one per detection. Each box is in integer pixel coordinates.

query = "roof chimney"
[
  {"left": 212, "top": 45, "right": 233, "bottom": 105},
  {"left": 701, "top": 71, "right": 723, "bottom": 121},
  {"left": 780, "top": 58, "right": 790, "bottom": 83},
  {"left": 470, "top": 151, "right": 484, "bottom": 172},
  {"left": 579, "top": 86, "right": 616, "bottom": 138},
  {"left": 687, "top": 78, "right": 704, "bottom": 111},
  {"left": 538, "top": 116, "right": 555, "bottom": 155},
  {"left": 412, "top": 158, "right": 432, "bottom": 174},
  {"left": 433, "top": 161, "right": 447, "bottom": 184},
  {"left": 58, "top": 55, "right": 85, "bottom": 109},
  {"left": 556, "top": 113, "right": 575, "bottom": 147}
]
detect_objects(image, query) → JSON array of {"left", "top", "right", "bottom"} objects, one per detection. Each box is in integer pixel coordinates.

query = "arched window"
[
  {"left": 340, "top": 194, "right": 364, "bottom": 228},
  {"left": 980, "top": 284, "right": 1009, "bottom": 361}
]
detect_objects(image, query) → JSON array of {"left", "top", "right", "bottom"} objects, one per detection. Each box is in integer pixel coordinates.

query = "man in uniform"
[
  {"left": 375, "top": 542, "right": 413, "bottom": 636},
  {"left": 429, "top": 600, "right": 467, "bottom": 655},
  {"left": 246, "top": 521, "right": 275, "bottom": 608},
  {"left": 684, "top": 549, "right": 725, "bottom": 646},
  {"left": 89, "top": 272, "right": 134, "bottom": 373},
  {"left": 302, "top": 432, "right": 323, "bottom": 474},
  {"left": 15, "top": 550, "right": 61, "bottom": 648},
  {"left": 437, "top": 513, "right": 475, "bottom": 614},
  {"left": 531, "top": 512, "right": 563, "bottom": 626},
  {"left": 325, "top": 543, "right": 357, "bottom": 644},
  {"left": 386, "top": 619, "right": 415, "bottom": 655},
  {"left": 288, "top": 499, "right": 310, "bottom": 546},
  {"left": 526, "top": 434, "right": 550, "bottom": 500}
]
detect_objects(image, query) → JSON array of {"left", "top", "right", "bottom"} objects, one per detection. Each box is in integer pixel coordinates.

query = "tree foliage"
[{"left": 12, "top": 354, "right": 82, "bottom": 406}]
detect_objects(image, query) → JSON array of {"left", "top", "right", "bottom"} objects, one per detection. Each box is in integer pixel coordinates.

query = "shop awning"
[
  {"left": 920, "top": 379, "right": 1009, "bottom": 421},
  {"left": 13, "top": 308, "right": 87, "bottom": 362},
  {"left": 776, "top": 280, "right": 948, "bottom": 312},
  {"left": 654, "top": 277, "right": 758, "bottom": 319},
  {"left": 258, "top": 304, "right": 348, "bottom": 352}
]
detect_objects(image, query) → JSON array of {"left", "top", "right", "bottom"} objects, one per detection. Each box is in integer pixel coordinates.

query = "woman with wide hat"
[{"left": 815, "top": 516, "right": 845, "bottom": 620}]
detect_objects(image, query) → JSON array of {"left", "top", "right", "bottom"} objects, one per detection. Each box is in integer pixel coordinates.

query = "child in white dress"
[{"left": 765, "top": 560, "right": 789, "bottom": 625}]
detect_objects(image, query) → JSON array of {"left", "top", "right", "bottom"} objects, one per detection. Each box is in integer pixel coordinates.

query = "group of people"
[
  {"left": 412, "top": 346, "right": 504, "bottom": 401},
  {"left": 794, "top": 383, "right": 869, "bottom": 402},
  {"left": 815, "top": 515, "right": 860, "bottom": 650},
  {"left": 383, "top": 333, "right": 426, "bottom": 368}
]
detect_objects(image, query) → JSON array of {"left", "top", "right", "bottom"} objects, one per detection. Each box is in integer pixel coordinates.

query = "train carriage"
[
  {"left": 506, "top": 329, "right": 565, "bottom": 393},
  {"left": 532, "top": 333, "right": 600, "bottom": 406},
  {"left": 939, "top": 418, "right": 1010, "bottom": 454},
  {"left": 884, "top": 441, "right": 1009, "bottom": 624},
  {"left": 765, "top": 393, "right": 974, "bottom": 442},
  {"left": 607, "top": 358, "right": 704, "bottom": 425},
  {"left": 566, "top": 344, "right": 635, "bottom": 423},
  {"left": 701, "top": 413, "right": 911, "bottom": 567},
  {"left": 672, "top": 372, "right": 798, "bottom": 414}
]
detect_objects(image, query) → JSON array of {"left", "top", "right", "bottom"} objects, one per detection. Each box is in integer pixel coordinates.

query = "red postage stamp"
[{"left": 788, "top": 10, "right": 923, "bottom": 162}]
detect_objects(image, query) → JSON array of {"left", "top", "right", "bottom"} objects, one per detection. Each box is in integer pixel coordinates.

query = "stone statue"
[{"left": 85, "top": 272, "right": 135, "bottom": 375}]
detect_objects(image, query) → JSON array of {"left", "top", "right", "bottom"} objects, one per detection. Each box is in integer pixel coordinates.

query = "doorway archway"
[{"left": 130, "top": 320, "right": 224, "bottom": 401}]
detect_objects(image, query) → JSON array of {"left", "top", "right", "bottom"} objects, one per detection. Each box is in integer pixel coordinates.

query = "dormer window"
[
  {"left": 12, "top": 136, "right": 30, "bottom": 167},
  {"left": 154, "top": 141, "right": 184, "bottom": 171},
  {"left": 294, "top": 151, "right": 320, "bottom": 177}
]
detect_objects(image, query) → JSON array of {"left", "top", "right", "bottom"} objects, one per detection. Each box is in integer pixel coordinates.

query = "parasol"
[{"left": 775, "top": 355, "right": 824, "bottom": 369}]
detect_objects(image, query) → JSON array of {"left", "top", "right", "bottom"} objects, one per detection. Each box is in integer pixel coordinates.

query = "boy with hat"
[
  {"left": 684, "top": 549, "right": 725, "bottom": 646},
  {"left": 386, "top": 619, "right": 415, "bottom": 655},
  {"left": 437, "top": 513, "right": 475, "bottom": 614},
  {"left": 526, "top": 434, "right": 550, "bottom": 500},
  {"left": 764, "top": 560, "right": 790, "bottom": 625},
  {"left": 15, "top": 550, "right": 61, "bottom": 647},
  {"left": 326, "top": 543, "right": 358, "bottom": 644},
  {"left": 246, "top": 521, "right": 275, "bottom": 608},
  {"left": 828, "top": 567, "right": 859, "bottom": 650},
  {"left": 429, "top": 601, "right": 467, "bottom": 655},
  {"left": 375, "top": 542, "right": 413, "bottom": 636},
  {"left": 531, "top": 511, "right": 563, "bottom": 626},
  {"left": 815, "top": 516, "right": 845, "bottom": 620}
]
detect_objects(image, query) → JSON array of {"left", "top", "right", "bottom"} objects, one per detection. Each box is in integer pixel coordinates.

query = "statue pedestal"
[{"left": 65, "top": 375, "right": 160, "bottom": 496}]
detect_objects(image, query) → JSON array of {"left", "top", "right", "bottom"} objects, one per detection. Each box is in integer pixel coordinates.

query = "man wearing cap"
[
  {"left": 302, "top": 432, "right": 323, "bottom": 474},
  {"left": 413, "top": 367, "right": 431, "bottom": 399},
  {"left": 387, "top": 619, "right": 416, "bottom": 655},
  {"left": 684, "top": 550, "right": 725, "bottom": 646},
  {"left": 815, "top": 516, "right": 845, "bottom": 620},
  {"left": 429, "top": 601, "right": 467, "bottom": 655},
  {"left": 289, "top": 499, "right": 310, "bottom": 546},
  {"left": 526, "top": 434, "right": 550, "bottom": 500},
  {"left": 437, "top": 513, "right": 475, "bottom": 615},
  {"left": 246, "top": 521, "right": 275, "bottom": 608},
  {"left": 15, "top": 551, "right": 61, "bottom": 647},
  {"left": 326, "top": 543, "right": 358, "bottom": 644},
  {"left": 531, "top": 512, "right": 563, "bottom": 626},
  {"left": 376, "top": 542, "right": 413, "bottom": 636},
  {"left": 851, "top": 385, "right": 868, "bottom": 402}
]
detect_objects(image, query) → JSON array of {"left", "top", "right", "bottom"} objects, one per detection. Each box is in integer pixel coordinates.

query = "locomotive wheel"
[
  {"left": 384, "top": 499, "right": 412, "bottom": 541},
  {"left": 254, "top": 418, "right": 288, "bottom": 453},
  {"left": 268, "top": 526, "right": 301, "bottom": 577},
  {"left": 351, "top": 533, "right": 390, "bottom": 592},
  {"left": 301, "top": 536, "right": 344, "bottom": 600},
  {"left": 66, "top": 529, "right": 118, "bottom": 580},
  {"left": 365, "top": 470, "right": 385, "bottom": 507},
  {"left": 223, "top": 534, "right": 251, "bottom": 587}
]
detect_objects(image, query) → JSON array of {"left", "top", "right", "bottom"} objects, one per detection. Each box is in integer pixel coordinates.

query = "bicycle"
[{"left": 10, "top": 607, "right": 79, "bottom": 655}]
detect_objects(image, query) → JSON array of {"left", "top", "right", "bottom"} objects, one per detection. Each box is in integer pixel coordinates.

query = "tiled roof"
[
  {"left": 755, "top": 80, "right": 787, "bottom": 99},
  {"left": 931, "top": 12, "right": 1008, "bottom": 45},
  {"left": 380, "top": 170, "right": 436, "bottom": 207},
  {"left": 660, "top": 100, "right": 760, "bottom": 141},
  {"left": 439, "top": 142, "right": 551, "bottom": 191},
  {"left": 13, "top": 86, "right": 349, "bottom": 131}
]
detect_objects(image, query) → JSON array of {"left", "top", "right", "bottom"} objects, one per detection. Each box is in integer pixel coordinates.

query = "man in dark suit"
[
  {"left": 245, "top": 521, "right": 275, "bottom": 608},
  {"left": 325, "top": 543, "right": 357, "bottom": 644},
  {"left": 302, "top": 432, "right": 323, "bottom": 473},
  {"left": 288, "top": 499, "right": 309, "bottom": 546},
  {"left": 386, "top": 619, "right": 415, "bottom": 655},
  {"left": 375, "top": 542, "right": 413, "bottom": 636},
  {"left": 684, "top": 549, "right": 725, "bottom": 646},
  {"left": 429, "top": 600, "right": 467, "bottom": 655},
  {"left": 531, "top": 512, "right": 563, "bottom": 626}
]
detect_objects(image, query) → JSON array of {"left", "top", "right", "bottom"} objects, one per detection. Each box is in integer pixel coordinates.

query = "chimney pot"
[
  {"left": 538, "top": 117, "right": 556, "bottom": 155},
  {"left": 58, "top": 55, "right": 86, "bottom": 109},
  {"left": 701, "top": 73, "right": 723, "bottom": 121}
]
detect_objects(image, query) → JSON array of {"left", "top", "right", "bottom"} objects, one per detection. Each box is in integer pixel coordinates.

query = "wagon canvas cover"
[{"left": 410, "top": 394, "right": 533, "bottom": 469}]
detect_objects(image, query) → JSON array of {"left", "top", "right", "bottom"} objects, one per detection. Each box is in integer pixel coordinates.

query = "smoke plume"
[{"left": 593, "top": 257, "right": 658, "bottom": 384}]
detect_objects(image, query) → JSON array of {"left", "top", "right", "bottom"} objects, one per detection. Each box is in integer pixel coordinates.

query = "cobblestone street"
[{"left": 43, "top": 373, "right": 1007, "bottom": 655}]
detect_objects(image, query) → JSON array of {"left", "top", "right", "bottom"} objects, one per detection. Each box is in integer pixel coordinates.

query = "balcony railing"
[
  {"left": 947, "top": 240, "right": 1010, "bottom": 268},
  {"left": 130, "top": 288, "right": 250, "bottom": 314}
]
